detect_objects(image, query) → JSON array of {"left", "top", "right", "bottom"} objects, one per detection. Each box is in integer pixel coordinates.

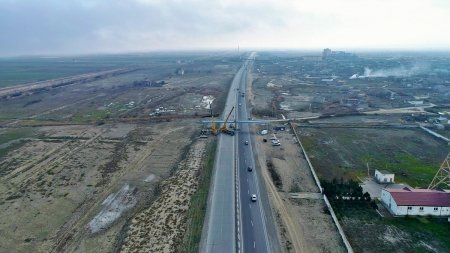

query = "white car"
[{"left": 251, "top": 194, "right": 257, "bottom": 202}]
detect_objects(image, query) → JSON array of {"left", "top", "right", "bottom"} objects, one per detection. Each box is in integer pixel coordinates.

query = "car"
[
  {"left": 244, "top": 140, "right": 249, "bottom": 145},
  {"left": 247, "top": 166, "right": 252, "bottom": 172},
  {"left": 251, "top": 194, "right": 257, "bottom": 202}
]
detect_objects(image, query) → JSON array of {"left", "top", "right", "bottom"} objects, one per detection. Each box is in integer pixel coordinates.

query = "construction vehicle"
[
  {"left": 220, "top": 106, "right": 235, "bottom": 136},
  {"left": 210, "top": 115, "right": 218, "bottom": 135}
]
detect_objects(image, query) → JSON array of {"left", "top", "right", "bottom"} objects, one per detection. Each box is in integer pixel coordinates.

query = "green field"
[
  {"left": 300, "top": 127, "right": 448, "bottom": 188},
  {"left": 0, "top": 128, "right": 36, "bottom": 158},
  {"left": 0, "top": 53, "right": 223, "bottom": 88},
  {"left": 333, "top": 202, "right": 450, "bottom": 253}
]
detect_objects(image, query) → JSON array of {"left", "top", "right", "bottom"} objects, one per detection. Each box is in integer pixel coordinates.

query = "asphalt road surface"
[
  {"left": 236, "top": 55, "right": 278, "bottom": 253},
  {"left": 200, "top": 57, "right": 243, "bottom": 253},
  {"left": 201, "top": 53, "right": 279, "bottom": 253}
]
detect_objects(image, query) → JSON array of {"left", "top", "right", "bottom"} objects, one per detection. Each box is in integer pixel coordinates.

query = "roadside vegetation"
[{"left": 178, "top": 139, "right": 217, "bottom": 253}]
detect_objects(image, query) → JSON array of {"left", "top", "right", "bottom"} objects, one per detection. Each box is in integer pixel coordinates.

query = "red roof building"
[{"left": 381, "top": 187, "right": 450, "bottom": 216}]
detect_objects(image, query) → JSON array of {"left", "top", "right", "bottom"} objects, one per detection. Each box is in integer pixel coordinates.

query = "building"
[
  {"left": 381, "top": 187, "right": 450, "bottom": 216},
  {"left": 322, "top": 48, "right": 357, "bottom": 60},
  {"left": 322, "top": 48, "right": 332, "bottom": 59},
  {"left": 375, "top": 170, "right": 395, "bottom": 183}
]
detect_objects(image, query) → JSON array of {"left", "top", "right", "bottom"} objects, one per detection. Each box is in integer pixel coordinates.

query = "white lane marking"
[
  {"left": 254, "top": 241, "right": 256, "bottom": 248},
  {"left": 251, "top": 220, "right": 253, "bottom": 227},
  {"left": 246, "top": 178, "right": 248, "bottom": 183},
  {"left": 248, "top": 190, "right": 249, "bottom": 194},
  {"left": 249, "top": 204, "right": 252, "bottom": 209}
]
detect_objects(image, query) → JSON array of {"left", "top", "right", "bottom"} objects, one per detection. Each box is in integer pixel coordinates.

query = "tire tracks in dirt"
[{"left": 50, "top": 126, "right": 188, "bottom": 253}]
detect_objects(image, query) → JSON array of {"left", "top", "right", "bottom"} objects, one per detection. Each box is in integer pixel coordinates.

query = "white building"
[
  {"left": 375, "top": 170, "right": 395, "bottom": 183},
  {"left": 381, "top": 187, "right": 450, "bottom": 216}
]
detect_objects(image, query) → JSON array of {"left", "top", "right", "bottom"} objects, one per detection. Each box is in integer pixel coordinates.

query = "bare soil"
[
  {"left": 252, "top": 127, "right": 345, "bottom": 253},
  {"left": 120, "top": 139, "right": 208, "bottom": 253}
]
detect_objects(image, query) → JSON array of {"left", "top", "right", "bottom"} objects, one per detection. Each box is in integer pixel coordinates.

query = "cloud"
[{"left": 0, "top": 0, "right": 449, "bottom": 56}]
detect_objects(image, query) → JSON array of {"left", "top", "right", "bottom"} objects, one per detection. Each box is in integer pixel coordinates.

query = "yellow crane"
[{"left": 220, "top": 106, "right": 235, "bottom": 135}]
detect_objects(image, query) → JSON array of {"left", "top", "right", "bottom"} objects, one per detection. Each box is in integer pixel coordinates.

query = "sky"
[{"left": 1, "top": 0, "right": 450, "bottom": 56}]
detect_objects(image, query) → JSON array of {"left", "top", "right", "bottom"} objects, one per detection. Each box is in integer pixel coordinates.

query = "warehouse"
[{"left": 381, "top": 187, "right": 450, "bottom": 216}]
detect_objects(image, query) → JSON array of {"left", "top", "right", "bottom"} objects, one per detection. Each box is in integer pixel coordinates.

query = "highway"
[
  {"left": 200, "top": 56, "right": 242, "bottom": 253},
  {"left": 236, "top": 57, "right": 269, "bottom": 253},
  {"left": 201, "top": 53, "right": 279, "bottom": 253}
]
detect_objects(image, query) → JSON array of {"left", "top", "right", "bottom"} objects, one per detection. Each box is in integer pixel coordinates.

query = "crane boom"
[{"left": 220, "top": 106, "right": 235, "bottom": 131}]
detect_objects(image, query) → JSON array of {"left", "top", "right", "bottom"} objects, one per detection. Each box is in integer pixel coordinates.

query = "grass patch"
[
  {"left": 372, "top": 153, "right": 438, "bottom": 187},
  {"left": 384, "top": 217, "right": 450, "bottom": 250},
  {"left": 0, "top": 128, "right": 35, "bottom": 158},
  {"left": 332, "top": 202, "right": 450, "bottom": 253},
  {"left": 71, "top": 110, "right": 110, "bottom": 123},
  {"left": 299, "top": 127, "right": 447, "bottom": 188},
  {"left": 178, "top": 139, "right": 217, "bottom": 253}
]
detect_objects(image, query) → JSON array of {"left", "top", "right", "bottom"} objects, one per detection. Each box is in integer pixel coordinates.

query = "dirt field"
[
  {"left": 0, "top": 53, "right": 240, "bottom": 253},
  {"left": 0, "top": 122, "right": 197, "bottom": 253},
  {"left": 251, "top": 126, "right": 345, "bottom": 253},
  {"left": 120, "top": 139, "right": 208, "bottom": 253}
]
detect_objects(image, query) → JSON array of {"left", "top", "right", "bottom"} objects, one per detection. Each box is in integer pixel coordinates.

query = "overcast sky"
[{"left": 1, "top": 0, "right": 449, "bottom": 56}]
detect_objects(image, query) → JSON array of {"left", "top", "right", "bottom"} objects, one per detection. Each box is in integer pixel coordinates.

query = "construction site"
[{"left": 0, "top": 50, "right": 449, "bottom": 253}]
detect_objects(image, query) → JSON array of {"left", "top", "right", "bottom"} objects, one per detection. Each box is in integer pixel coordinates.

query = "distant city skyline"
[{"left": 1, "top": 0, "right": 450, "bottom": 56}]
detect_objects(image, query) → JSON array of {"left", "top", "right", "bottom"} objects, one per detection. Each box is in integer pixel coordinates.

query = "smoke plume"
[{"left": 350, "top": 63, "right": 429, "bottom": 79}]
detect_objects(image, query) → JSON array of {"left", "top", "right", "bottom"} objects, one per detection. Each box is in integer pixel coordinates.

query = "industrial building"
[{"left": 381, "top": 187, "right": 450, "bottom": 216}]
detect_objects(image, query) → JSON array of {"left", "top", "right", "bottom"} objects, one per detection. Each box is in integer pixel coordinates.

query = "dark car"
[{"left": 247, "top": 166, "right": 253, "bottom": 172}]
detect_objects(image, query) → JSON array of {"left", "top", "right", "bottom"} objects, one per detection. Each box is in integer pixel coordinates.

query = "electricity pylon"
[{"left": 428, "top": 152, "right": 450, "bottom": 190}]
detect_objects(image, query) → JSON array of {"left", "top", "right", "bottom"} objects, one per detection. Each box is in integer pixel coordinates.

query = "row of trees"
[{"left": 322, "top": 178, "right": 370, "bottom": 201}]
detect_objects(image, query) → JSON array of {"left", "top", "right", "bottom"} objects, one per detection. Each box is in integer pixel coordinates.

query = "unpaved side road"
[
  {"left": 248, "top": 68, "right": 345, "bottom": 253},
  {"left": 252, "top": 129, "right": 346, "bottom": 253}
]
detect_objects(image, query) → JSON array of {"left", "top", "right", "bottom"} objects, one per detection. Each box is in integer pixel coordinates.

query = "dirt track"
[{"left": 253, "top": 129, "right": 345, "bottom": 253}]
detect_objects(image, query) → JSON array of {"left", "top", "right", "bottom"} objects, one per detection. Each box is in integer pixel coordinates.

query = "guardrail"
[{"left": 289, "top": 122, "right": 354, "bottom": 253}]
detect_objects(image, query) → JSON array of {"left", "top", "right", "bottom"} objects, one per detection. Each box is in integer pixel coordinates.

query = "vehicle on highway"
[
  {"left": 251, "top": 194, "right": 257, "bottom": 202},
  {"left": 245, "top": 140, "right": 249, "bottom": 145},
  {"left": 239, "top": 103, "right": 242, "bottom": 106},
  {"left": 247, "top": 166, "right": 253, "bottom": 172}
]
